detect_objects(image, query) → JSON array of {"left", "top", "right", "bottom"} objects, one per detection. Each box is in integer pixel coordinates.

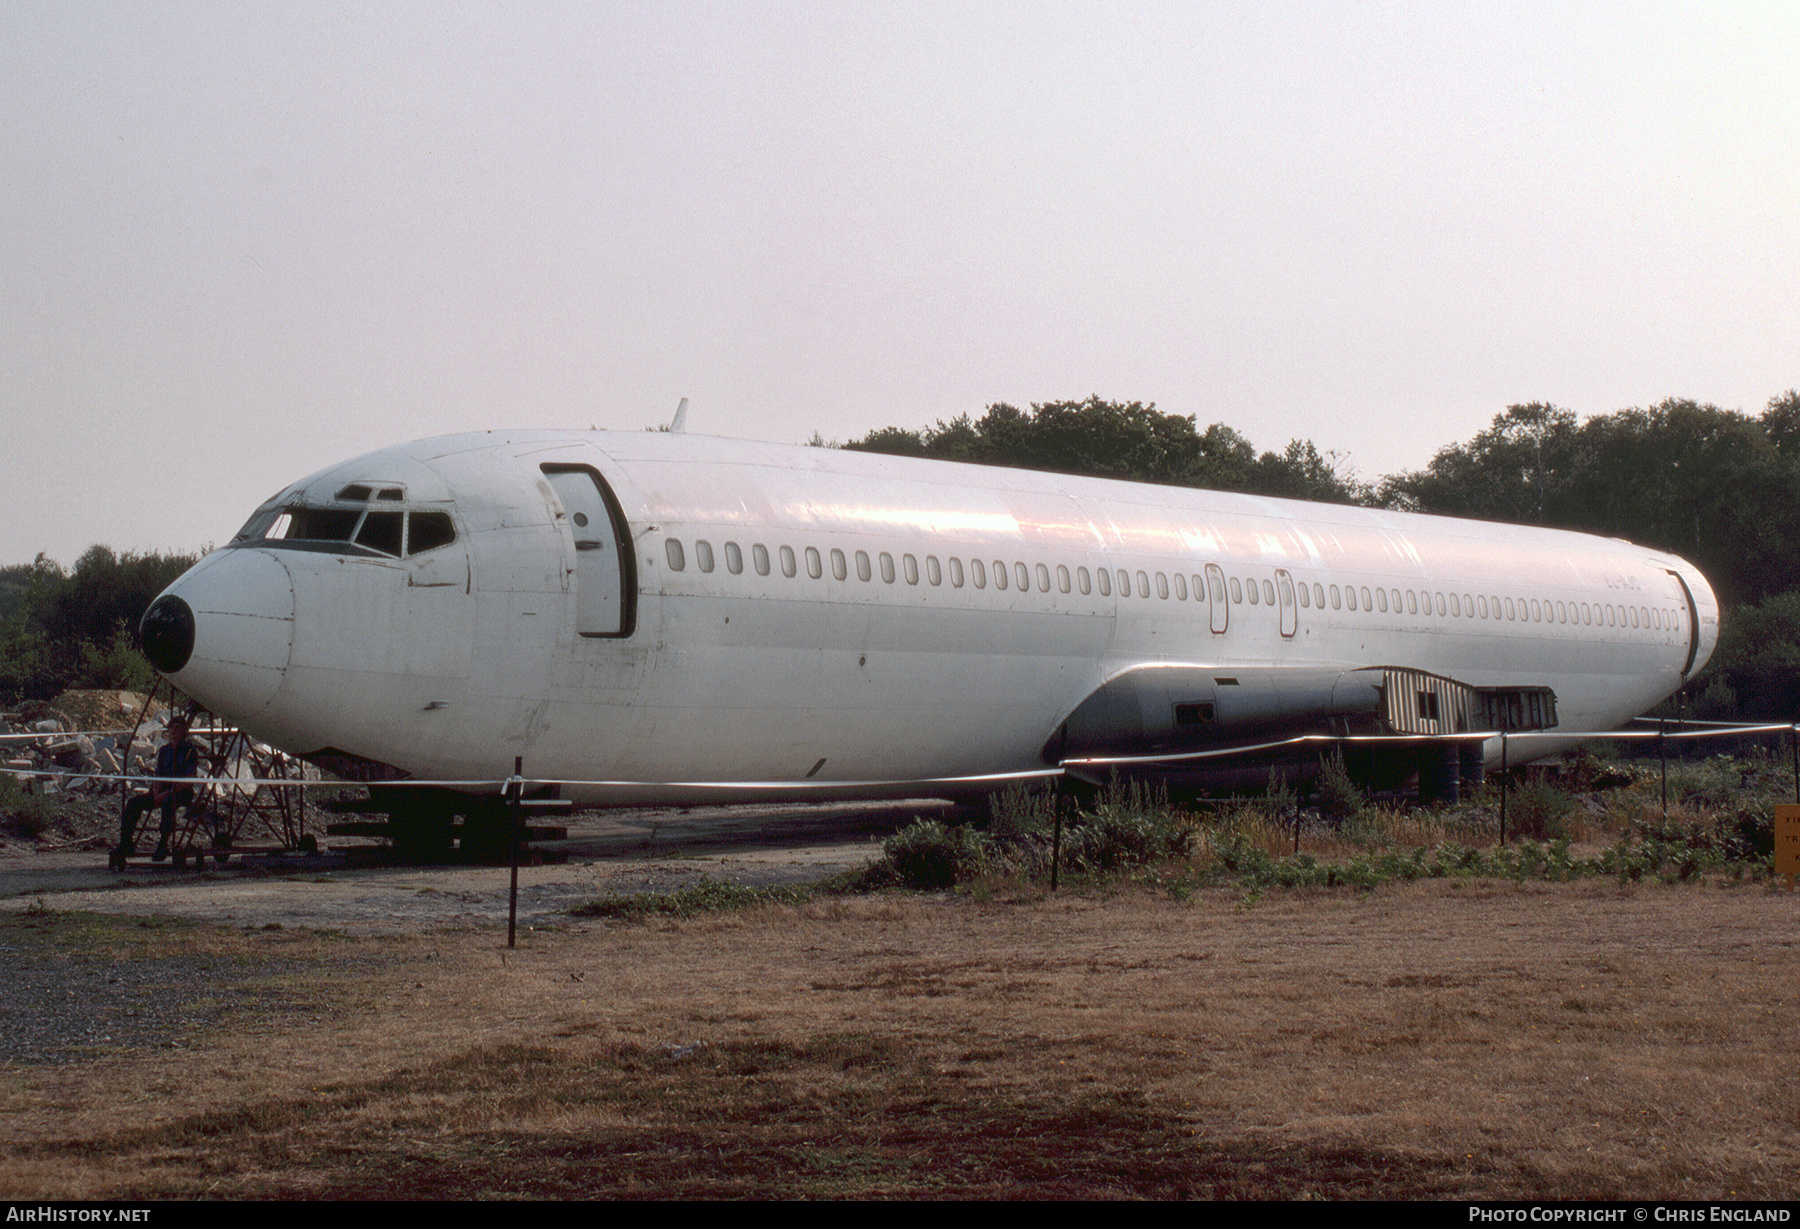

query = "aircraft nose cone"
[
  {"left": 146, "top": 547, "right": 296, "bottom": 720},
  {"left": 140, "top": 595, "right": 195, "bottom": 673}
]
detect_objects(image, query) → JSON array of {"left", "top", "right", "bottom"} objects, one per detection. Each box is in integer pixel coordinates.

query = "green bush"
[
  {"left": 986, "top": 784, "right": 1053, "bottom": 840},
  {"left": 1728, "top": 804, "right": 1775, "bottom": 861},
  {"left": 1503, "top": 778, "right": 1573, "bottom": 840},
  {"left": 1315, "top": 749, "right": 1364, "bottom": 823},
  {"left": 1062, "top": 805, "right": 1194, "bottom": 872},
  {"left": 1634, "top": 804, "right": 1773, "bottom": 866},
  {"left": 859, "top": 819, "right": 992, "bottom": 890}
]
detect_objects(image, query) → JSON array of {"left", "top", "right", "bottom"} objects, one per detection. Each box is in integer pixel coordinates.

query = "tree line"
[
  {"left": 844, "top": 396, "right": 1367, "bottom": 505},
  {"left": 0, "top": 546, "right": 198, "bottom": 706}
]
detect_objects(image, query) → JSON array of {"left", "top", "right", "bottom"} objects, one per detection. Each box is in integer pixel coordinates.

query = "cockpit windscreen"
[{"left": 232, "top": 485, "right": 456, "bottom": 558}]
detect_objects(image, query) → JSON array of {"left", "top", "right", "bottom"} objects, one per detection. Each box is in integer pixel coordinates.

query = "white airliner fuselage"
[{"left": 139, "top": 430, "right": 1718, "bottom": 807}]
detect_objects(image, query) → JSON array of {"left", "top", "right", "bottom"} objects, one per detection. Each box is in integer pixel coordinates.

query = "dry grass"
[{"left": 1, "top": 875, "right": 1796, "bottom": 1200}]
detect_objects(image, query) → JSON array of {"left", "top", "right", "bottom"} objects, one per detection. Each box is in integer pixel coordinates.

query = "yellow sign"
[{"left": 1775, "top": 805, "right": 1800, "bottom": 887}]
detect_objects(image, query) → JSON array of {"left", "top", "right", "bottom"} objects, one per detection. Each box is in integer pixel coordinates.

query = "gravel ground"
[
  {"left": 0, "top": 921, "right": 351, "bottom": 1066},
  {"left": 0, "top": 799, "right": 940, "bottom": 930},
  {"left": 0, "top": 799, "right": 949, "bottom": 1068}
]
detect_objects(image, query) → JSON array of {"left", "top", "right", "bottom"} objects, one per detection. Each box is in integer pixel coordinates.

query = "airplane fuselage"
[{"left": 140, "top": 430, "right": 1718, "bottom": 804}]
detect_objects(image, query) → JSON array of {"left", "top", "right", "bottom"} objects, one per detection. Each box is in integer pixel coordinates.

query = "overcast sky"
[{"left": 4, "top": 1, "right": 1795, "bottom": 568}]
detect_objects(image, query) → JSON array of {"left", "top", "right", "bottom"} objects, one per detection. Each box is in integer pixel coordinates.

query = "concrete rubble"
[{"left": 0, "top": 689, "right": 276, "bottom": 799}]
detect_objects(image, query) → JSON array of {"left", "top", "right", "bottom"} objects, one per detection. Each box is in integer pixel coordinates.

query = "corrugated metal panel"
[
  {"left": 1374, "top": 667, "right": 1558, "bottom": 734},
  {"left": 1379, "top": 667, "right": 1481, "bottom": 735}
]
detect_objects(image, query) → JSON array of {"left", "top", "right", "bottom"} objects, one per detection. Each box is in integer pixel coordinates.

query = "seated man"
[{"left": 119, "top": 713, "right": 200, "bottom": 861}]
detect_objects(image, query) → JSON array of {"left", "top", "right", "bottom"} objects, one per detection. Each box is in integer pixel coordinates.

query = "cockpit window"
[
  {"left": 335, "top": 483, "right": 406, "bottom": 502},
  {"left": 232, "top": 507, "right": 283, "bottom": 542},
  {"left": 354, "top": 511, "right": 404, "bottom": 556},
  {"left": 232, "top": 495, "right": 456, "bottom": 558},
  {"left": 287, "top": 508, "right": 362, "bottom": 542},
  {"left": 407, "top": 512, "right": 456, "bottom": 554}
]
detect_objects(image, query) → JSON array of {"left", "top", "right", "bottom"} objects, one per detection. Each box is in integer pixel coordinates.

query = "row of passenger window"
[
  {"left": 661, "top": 537, "right": 1679, "bottom": 634},
  {"left": 667, "top": 538, "right": 1160, "bottom": 597},
  {"left": 1308, "top": 582, "right": 1677, "bottom": 633}
]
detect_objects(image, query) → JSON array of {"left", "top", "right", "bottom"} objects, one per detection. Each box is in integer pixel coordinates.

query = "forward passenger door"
[{"left": 542, "top": 465, "right": 636, "bottom": 637}]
